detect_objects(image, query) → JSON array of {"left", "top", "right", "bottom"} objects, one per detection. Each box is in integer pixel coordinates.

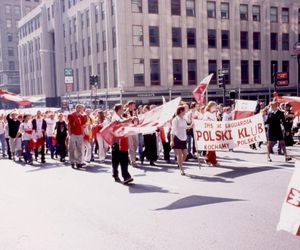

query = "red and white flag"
[
  {"left": 101, "top": 97, "right": 181, "bottom": 145},
  {"left": 233, "top": 100, "right": 257, "bottom": 120},
  {"left": 0, "top": 89, "right": 32, "bottom": 107},
  {"left": 193, "top": 74, "right": 214, "bottom": 105},
  {"left": 277, "top": 160, "right": 300, "bottom": 236},
  {"left": 277, "top": 96, "right": 300, "bottom": 116}
]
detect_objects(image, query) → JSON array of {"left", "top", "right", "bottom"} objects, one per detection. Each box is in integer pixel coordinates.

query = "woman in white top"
[
  {"left": 17, "top": 114, "right": 33, "bottom": 164},
  {"left": 203, "top": 101, "right": 219, "bottom": 166},
  {"left": 0, "top": 114, "right": 6, "bottom": 157},
  {"left": 171, "top": 106, "right": 188, "bottom": 176}
]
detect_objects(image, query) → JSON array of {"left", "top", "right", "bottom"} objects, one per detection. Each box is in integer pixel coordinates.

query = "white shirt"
[
  {"left": 0, "top": 121, "right": 5, "bottom": 134},
  {"left": 19, "top": 122, "right": 33, "bottom": 141},
  {"left": 34, "top": 118, "right": 44, "bottom": 138},
  {"left": 111, "top": 113, "right": 123, "bottom": 122},
  {"left": 46, "top": 118, "right": 56, "bottom": 137},
  {"left": 203, "top": 111, "right": 217, "bottom": 121},
  {"left": 184, "top": 110, "right": 193, "bottom": 124},
  {"left": 222, "top": 112, "right": 233, "bottom": 121},
  {"left": 171, "top": 116, "right": 187, "bottom": 141}
]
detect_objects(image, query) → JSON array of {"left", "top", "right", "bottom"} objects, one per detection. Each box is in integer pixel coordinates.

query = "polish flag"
[
  {"left": 0, "top": 89, "right": 32, "bottom": 106},
  {"left": 193, "top": 74, "right": 214, "bottom": 105},
  {"left": 277, "top": 96, "right": 300, "bottom": 116},
  {"left": 233, "top": 100, "right": 258, "bottom": 120},
  {"left": 277, "top": 160, "right": 300, "bottom": 236}
]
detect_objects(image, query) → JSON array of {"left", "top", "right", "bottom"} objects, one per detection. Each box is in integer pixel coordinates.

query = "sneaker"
[
  {"left": 123, "top": 177, "right": 134, "bottom": 184},
  {"left": 71, "top": 163, "right": 76, "bottom": 169},
  {"left": 114, "top": 177, "right": 121, "bottom": 183}
]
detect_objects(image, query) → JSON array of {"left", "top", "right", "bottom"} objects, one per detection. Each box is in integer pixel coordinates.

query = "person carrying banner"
[
  {"left": 111, "top": 104, "right": 134, "bottom": 184},
  {"left": 171, "top": 106, "right": 188, "bottom": 176},
  {"left": 68, "top": 104, "right": 87, "bottom": 169},
  {"left": 203, "top": 101, "right": 218, "bottom": 166},
  {"left": 266, "top": 101, "right": 292, "bottom": 162}
]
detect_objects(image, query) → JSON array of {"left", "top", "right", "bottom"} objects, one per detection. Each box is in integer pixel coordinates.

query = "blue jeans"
[
  {"left": 22, "top": 140, "right": 32, "bottom": 162},
  {"left": 0, "top": 133, "right": 6, "bottom": 156},
  {"left": 46, "top": 136, "right": 55, "bottom": 157},
  {"left": 138, "top": 133, "right": 144, "bottom": 160}
]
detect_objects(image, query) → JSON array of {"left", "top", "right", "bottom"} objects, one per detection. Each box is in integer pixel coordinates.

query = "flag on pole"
[
  {"left": 277, "top": 160, "right": 300, "bottom": 236},
  {"left": 193, "top": 74, "right": 214, "bottom": 105},
  {"left": 233, "top": 99, "right": 258, "bottom": 120},
  {"left": 277, "top": 96, "right": 300, "bottom": 116},
  {"left": 0, "top": 89, "right": 33, "bottom": 107}
]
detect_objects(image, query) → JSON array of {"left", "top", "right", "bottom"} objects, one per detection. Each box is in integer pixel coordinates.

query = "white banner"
[
  {"left": 277, "top": 161, "right": 300, "bottom": 236},
  {"left": 193, "top": 114, "right": 267, "bottom": 150}
]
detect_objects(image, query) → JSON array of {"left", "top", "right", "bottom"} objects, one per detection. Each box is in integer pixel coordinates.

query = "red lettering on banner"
[
  {"left": 238, "top": 128, "right": 250, "bottom": 138},
  {"left": 257, "top": 123, "right": 264, "bottom": 134},
  {"left": 297, "top": 225, "right": 300, "bottom": 236},
  {"left": 286, "top": 188, "right": 300, "bottom": 207},
  {"left": 196, "top": 131, "right": 202, "bottom": 140}
]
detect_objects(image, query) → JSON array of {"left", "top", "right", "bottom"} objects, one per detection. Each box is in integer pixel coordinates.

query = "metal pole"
[
  {"left": 169, "top": 87, "right": 172, "bottom": 101},
  {"left": 297, "top": 55, "right": 300, "bottom": 96},
  {"left": 223, "top": 78, "right": 226, "bottom": 105}
]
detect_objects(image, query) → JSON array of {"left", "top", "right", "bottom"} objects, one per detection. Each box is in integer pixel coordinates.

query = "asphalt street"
[{"left": 0, "top": 145, "right": 300, "bottom": 250}]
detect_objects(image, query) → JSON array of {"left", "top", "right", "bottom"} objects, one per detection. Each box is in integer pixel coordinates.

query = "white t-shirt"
[
  {"left": 34, "top": 118, "right": 44, "bottom": 138},
  {"left": 0, "top": 121, "right": 5, "bottom": 134},
  {"left": 171, "top": 116, "right": 187, "bottom": 141},
  {"left": 46, "top": 118, "right": 56, "bottom": 137},
  {"left": 203, "top": 111, "right": 217, "bottom": 121},
  {"left": 20, "top": 122, "right": 33, "bottom": 141},
  {"left": 222, "top": 112, "right": 233, "bottom": 121}
]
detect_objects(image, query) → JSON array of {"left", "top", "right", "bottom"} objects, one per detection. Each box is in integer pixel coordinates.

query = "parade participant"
[
  {"left": 141, "top": 105, "right": 158, "bottom": 166},
  {"left": 0, "top": 114, "right": 6, "bottom": 157},
  {"left": 125, "top": 101, "right": 139, "bottom": 167},
  {"left": 222, "top": 107, "right": 233, "bottom": 121},
  {"left": 6, "top": 110, "right": 21, "bottom": 161},
  {"left": 266, "top": 101, "right": 292, "bottom": 162},
  {"left": 68, "top": 104, "right": 87, "bottom": 169},
  {"left": 203, "top": 101, "right": 219, "bottom": 166},
  {"left": 171, "top": 106, "right": 188, "bottom": 176},
  {"left": 45, "top": 112, "right": 56, "bottom": 159},
  {"left": 185, "top": 102, "right": 196, "bottom": 160},
  {"left": 111, "top": 104, "right": 133, "bottom": 184},
  {"left": 32, "top": 110, "right": 47, "bottom": 163},
  {"left": 5, "top": 122, "right": 11, "bottom": 159},
  {"left": 17, "top": 114, "right": 33, "bottom": 165},
  {"left": 82, "top": 108, "right": 93, "bottom": 163},
  {"left": 93, "top": 110, "right": 108, "bottom": 163},
  {"left": 55, "top": 113, "right": 68, "bottom": 162},
  {"left": 284, "top": 103, "right": 295, "bottom": 147}
]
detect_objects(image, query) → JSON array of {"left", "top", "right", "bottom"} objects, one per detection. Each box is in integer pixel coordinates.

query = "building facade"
[
  {"left": 0, "top": 0, "right": 40, "bottom": 95},
  {"left": 18, "top": 0, "right": 300, "bottom": 107}
]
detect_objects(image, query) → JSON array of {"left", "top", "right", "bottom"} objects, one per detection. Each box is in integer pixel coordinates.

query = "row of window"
[
  {"left": 19, "top": 14, "right": 41, "bottom": 39},
  {"left": 133, "top": 59, "right": 290, "bottom": 87}
]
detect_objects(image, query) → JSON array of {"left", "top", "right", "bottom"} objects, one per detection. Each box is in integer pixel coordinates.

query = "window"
[
  {"left": 282, "top": 33, "right": 289, "bottom": 51},
  {"left": 82, "top": 39, "right": 85, "bottom": 57},
  {"left": 171, "top": 0, "right": 181, "bottom": 16},
  {"left": 149, "top": 26, "right": 159, "bottom": 46},
  {"left": 70, "top": 44, "right": 73, "bottom": 60},
  {"left": 88, "top": 37, "right": 91, "bottom": 55},
  {"left": 208, "top": 29, "right": 216, "bottom": 48},
  {"left": 221, "top": 2, "right": 229, "bottom": 19},
  {"left": 133, "top": 59, "right": 145, "bottom": 86},
  {"left": 188, "top": 60, "right": 197, "bottom": 85},
  {"left": 69, "top": 20, "right": 72, "bottom": 35},
  {"left": 253, "top": 32, "right": 261, "bottom": 50},
  {"left": 271, "top": 33, "right": 278, "bottom": 50},
  {"left": 7, "top": 33, "right": 13, "bottom": 42},
  {"left": 222, "top": 60, "right": 230, "bottom": 84},
  {"left": 207, "top": 1, "right": 216, "bottom": 18},
  {"left": 186, "top": 0, "right": 195, "bottom": 17},
  {"left": 73, "top": 17, "right": 76, "bottom": 33},
  {"left": 96, "top": 34, "right": 100, "bottom": 53},
  {"left": 112, "top": 27, "right": 116, "bottom": 48},
  {"left": 8, "top": 48, "right": 14, "bottom": 56},
  {"left": 103, "top": 31, "right": 106, "bottom": 50},
  {"left": 9, "top": 61, "right": 15, "bottom": 70},
  {"left": 253, "top": 61, "right": 261, "bottom": 84},
  {"left": 150, "top": 59, "right": 160, "bottom": 85},
  {"left": 111, "top": 0, "right": 116, "bottom": 15},
  {"left": 172, "top": 27, "right": 182, "bottom": 47},
  {"left": 240, "top": 4, "right": 248, "bottom": 20},
  {"left": 148, "top": 0, "right": 158, "bottom": 14},
  {"left": 221, "top": 30, "right": 230, "bottom": 49},
  {"left": 95, "top": 6, "right": 99, "bottom": 23},
  {"left": 5, "top": 5, "right": 11, "bottom": 14},
  {"left": 47, "top": 7, "right": 50, "bottom": 20},
  {"left": 282, "top": 61, "right": 289, "bottom": 74},
  {"left": 75, "top": 42, "right": 78, "bottom": 59},
  {"left": 81, "top": 13, "right": 84, "bottom": 28},
  {"left": 101, "top": 2, "right": 105, "bottom": 19},
  {"left": 187, "top": 28, "right": 196, "bottom": 47},
  {"left": 271, "top": 61, "right": 278, "bottom": 83},
  {"left": 208, "top": 60, "right": 217, "bottom": 85},
  {"left": 270, "top": 7, "right": 278, "bottom": 23},
  {"left": 282, "top": 8, "right": 289, "bottom": 23},
  {"left": 240, "top": 31, "right": 248, "bottom": 49},
  {"left": 241, "top": 60, "right": 249, "bottom": 84},
  {"left": 173, "top": 60, "right": 182, "bottom": 85},
  {"left": 14, "top": 6, "right": 20, "bottom": 15},
  {"left": 252, "top": 5, "right": 260, "bottom": 21},
  {"left": 132, "top": 0, "right": 142, "bottom": 13},
  {"left": 86, "top": 10, "right": 90, "bottom": 27},
  {"left": 132, "top": 25, "right": 143, "bottom": 46},
  {"left": 113, "top": 60, "right": 118, "bottom": 87},
  {"left": 6, "top": 19, "right": 12, "bottom": 28}
]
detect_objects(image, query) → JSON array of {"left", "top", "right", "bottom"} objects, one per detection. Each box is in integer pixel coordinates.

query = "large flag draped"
[
  {"left": 277, "top": 160, "right": 300, "bottom": 236},
  {"left": 0, "top": 89, "right": 32, "bottom": 106},
  {"left": 277, "top": 96, "right": 300, "bottom": 116},
  {"left": 193, "top": 74, "right": 213, "bottom": 105},
  {"left": 233, "top": 99, "right": 257, "bottom": 120},
  {"left": 101, "top": 97, "right": 181, "bottom": 145}
]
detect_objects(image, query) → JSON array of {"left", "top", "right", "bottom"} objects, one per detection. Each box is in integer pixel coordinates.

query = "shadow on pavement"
[
  {"left": 215, "top": 166, "right": 279, "bottom": 179},
  {"left": 75, "top": 165, "right": 109, "bottom": 173},
  {"left": 128, "top": 183, "right": 174, "bottom": 194},
  {"left": 187, "top": 174, "right": 234, "bottom": 183},
  {"left": 155, "top": 195, "right": 245, "bottom": 210},
  {"left": 26, "top": 162, "right": 67, "bottom": 172}
]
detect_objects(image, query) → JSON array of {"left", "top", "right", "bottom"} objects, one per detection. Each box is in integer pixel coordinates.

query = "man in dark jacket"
[
  {"left": 32, "top": 111, "right": 47, "bottom": 163},
  {"left": 6, "top": 110, "right": 21, "bottom": 161}
]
